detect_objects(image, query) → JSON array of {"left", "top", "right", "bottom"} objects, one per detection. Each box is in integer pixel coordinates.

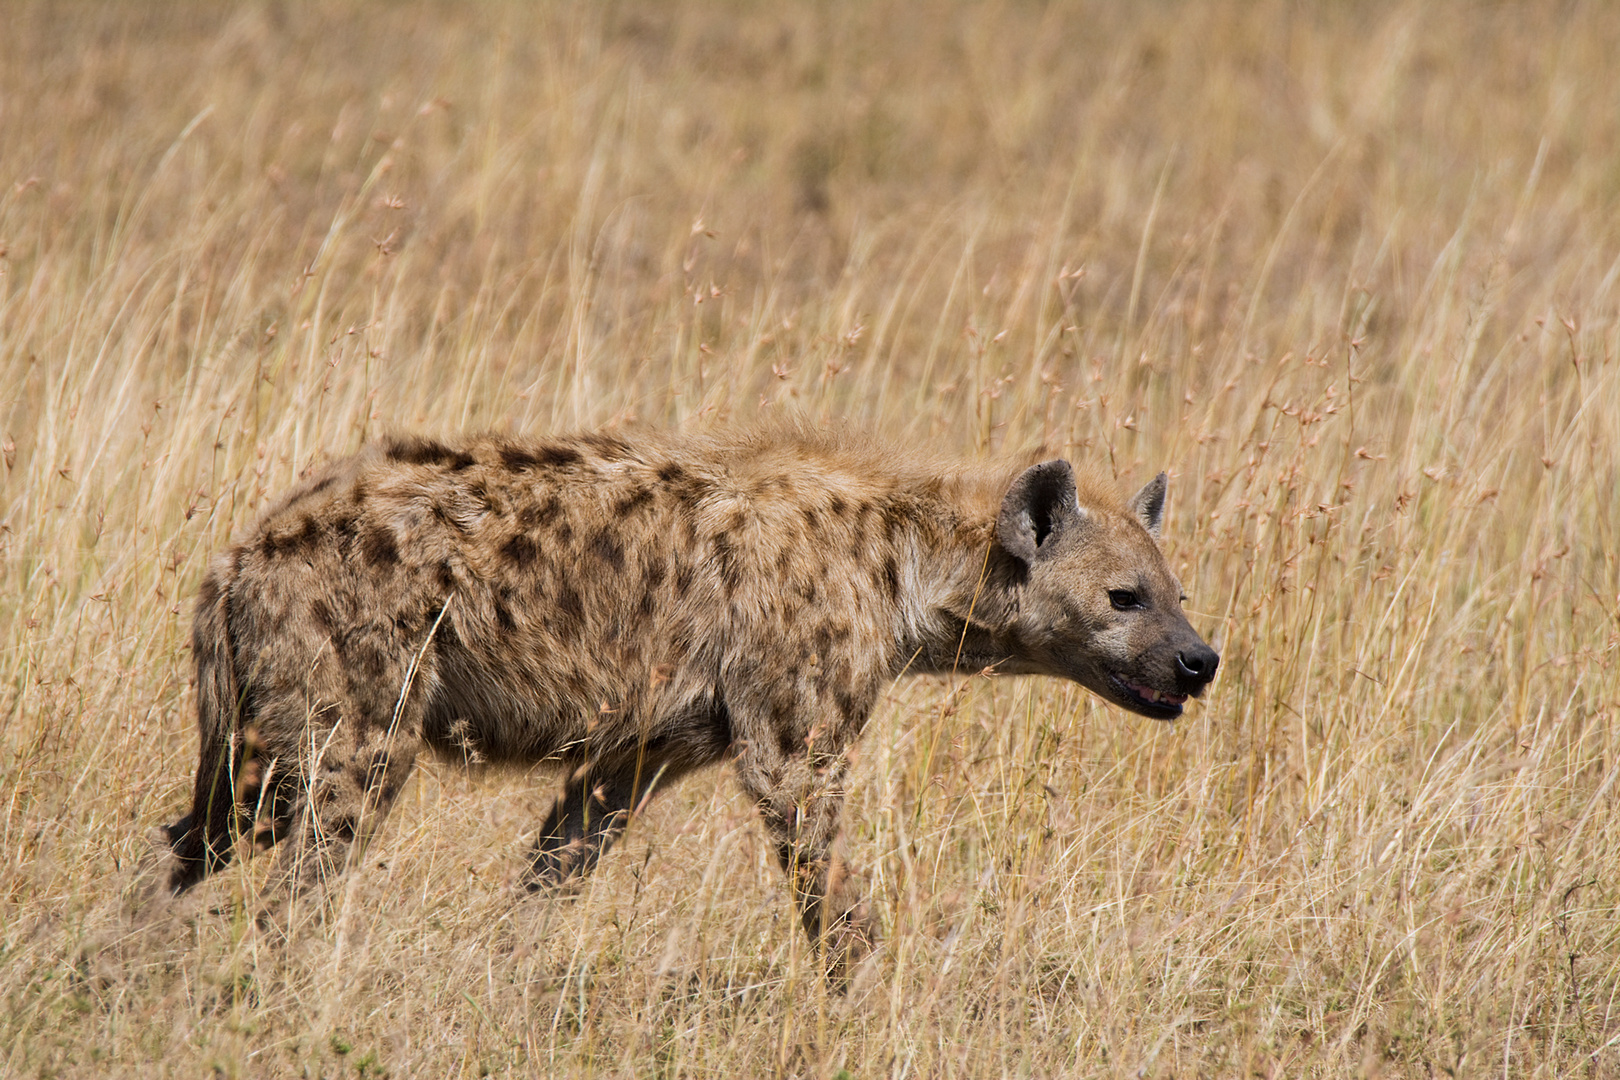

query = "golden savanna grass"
[{"left": 3, "top": 1, "right": 1619, "bottom": 1076}]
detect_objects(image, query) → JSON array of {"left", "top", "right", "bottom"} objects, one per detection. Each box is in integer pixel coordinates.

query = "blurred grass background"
[{"left": 1, "top": 1, "right": 1618, "bottom": 1076}]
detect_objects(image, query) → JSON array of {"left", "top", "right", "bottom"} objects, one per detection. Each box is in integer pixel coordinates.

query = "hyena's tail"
[{"left": 163, "top": 561, "right": 246, "bottom": 894}]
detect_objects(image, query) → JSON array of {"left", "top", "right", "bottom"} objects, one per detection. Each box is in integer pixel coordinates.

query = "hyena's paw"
[
  {"left": 522, "top": 835, "right": 599, "bottom": 896},
  {"left": 120, "top": 827, "right": 210, "bottom": 926},
  {"left": 821, "top": 898, "right": 882, "bottom": 988},
  {"left": 822, "top": 874, "right": 887, "bottom": 990}
]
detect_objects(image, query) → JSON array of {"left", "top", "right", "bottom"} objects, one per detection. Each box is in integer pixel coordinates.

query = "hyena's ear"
[
  {"left": 1128, "top": 472, "right": 1168, "bottom": 540},
  {"left": 997, "top": 460, "right": 1086, "bottom": 563}
]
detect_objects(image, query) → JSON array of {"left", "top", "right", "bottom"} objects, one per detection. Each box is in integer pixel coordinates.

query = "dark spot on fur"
[
  {"left": 882, "top": 501, "right": 906, "bottom": 542},
  {"left": 494, "top": 596, "right": 517, "bottom": 631},
  {"left": 674, "top": 565, "right": 695, "bottom": 597},
  {"left": 711, "top": 533, "right": 743, "bottom": 595},
  {"left": 777, "top": 725, "right": 801, "bottom": 758},
  {"left": 644, "top": 557, "right": 667, "bottom": 589},
  {"left": 436, "top": 561, "right": 456, "bottom": 592},
  {"left": 311, "top": 600, "right": 337, "bottom": 633},
  {"left": 500, "top": 446, "right": 539, "bottom": 470},
  {"left": 828, "top": 495, "right": 848, "bottom": 516},
  {"left": 543, "top": 445, "right": 585, "bottom": 468},
  {"left": 364, "top": 749, "right": 391, "bottom": 787},
  {"left": 262, "top": 516, "right": 321, "bottom": 558},
  {"left": 520, "top": 496, "right": 562, "bottom": 529},
  {"left": 638, "top": 589, "right": 657, "bottom": 618},
  {"left": 555, "top": 583, "right": 585, "bottom": 640},
  {"left": 557, "top": 522, "right": 573, "bottom": 544},
  {"left": 305, "top": 476, "right": 335, "bottom": 498},
  {"left": 348, "top": 641, "right": 391, "bottom": 685},
  {"left": 834, "top": 690, "right": 860, "bottom": 724},
  {"left": 583, "top": 433, "right": 628, "bottom": 458},
  {"left": 293, "top": 518, "right": 320, "bottom": 557},
  {"left": 656, "top": 461, "right": 686, "bottom": 484},
  {"left": 387, "top": 436, "right": 475, "bottom": 471},
  {"left": 613, "top": 486, "right": 654, "bottom": 517},
  {"left": 591, "top": 531, "right": 625, "bottom": 571},
  {"left": 813, "top": 624, "right": 833, "bottom": 655},
  {"left": 361, "top": 527, "right": 399, "bottom": 566},
  {"left": 768, "top": 697, "right": 800, "bottom": 754},
  {"left": 802, "top": 507, "right": 822, "bottom": 533},
  {"left": 881, "top": 556, "right": 900, "bottom": 602},
  {"left": 502, "top": 533, "right": 539, "bottom": 567},
  {"left": 434, "top": 609, "right": 460, "bottom": 649}
]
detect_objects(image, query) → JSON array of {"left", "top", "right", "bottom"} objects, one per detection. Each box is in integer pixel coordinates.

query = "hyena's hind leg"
[
  {"left": 252, "top": 632, "right": 434, "bottom": 910},
  {"left": 164, "top": 782, "right": 242, "bottom": 894},
  {"left": 163, "top": 729, "right": 288, "bottom": 894},
  {"left": 265, "top": 704, "right": 426, "bottom": 905}
]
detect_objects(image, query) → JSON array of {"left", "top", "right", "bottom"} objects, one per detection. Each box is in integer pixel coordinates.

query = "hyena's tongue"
[{"left": 1118, "top": 676, "right": 1187, "bottom": 706}]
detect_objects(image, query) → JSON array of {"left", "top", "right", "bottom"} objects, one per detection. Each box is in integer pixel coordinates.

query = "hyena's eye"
[{"left": 1108, "top": 589, "right": 1142, "bottom": 611}]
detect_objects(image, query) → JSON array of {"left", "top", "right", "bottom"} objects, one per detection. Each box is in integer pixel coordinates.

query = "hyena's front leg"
[
  {"left": 524, "top": 759, "right": 682, "bottom": 890},
  {"left": 732, "top": 721, "right": 880, "bottom": 982}
]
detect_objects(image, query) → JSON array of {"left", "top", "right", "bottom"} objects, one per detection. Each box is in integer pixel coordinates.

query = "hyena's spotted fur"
[{"left": 163, "top": 424, "right": 1218, "bottom": 977}]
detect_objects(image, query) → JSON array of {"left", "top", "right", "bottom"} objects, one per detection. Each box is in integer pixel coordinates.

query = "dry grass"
[{"left": 2, "top": 1, "right": 1619, "bottom": 1076}]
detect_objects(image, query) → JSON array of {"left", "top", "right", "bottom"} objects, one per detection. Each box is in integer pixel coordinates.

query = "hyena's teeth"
[{"left": 1118, "top": 675, "right": 1187, "bottom": 707}]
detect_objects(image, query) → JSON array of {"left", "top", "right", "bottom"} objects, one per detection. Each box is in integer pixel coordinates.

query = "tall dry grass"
[{"left": 2, "top": 1, "right": 1618, "bottom": 1076}]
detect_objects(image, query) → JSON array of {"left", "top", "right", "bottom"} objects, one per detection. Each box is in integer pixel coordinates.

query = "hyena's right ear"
[{"left": 997, "top": 460, "right": 1087, "bottom": 563}]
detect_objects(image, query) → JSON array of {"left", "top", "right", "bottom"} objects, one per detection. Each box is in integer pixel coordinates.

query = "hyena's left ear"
[
  {"left": 997, "top": 460, "right": 1086, "bottom": 563},
  {"left": 1129, "top": 472, "right": 1168, "bottom": 540}
]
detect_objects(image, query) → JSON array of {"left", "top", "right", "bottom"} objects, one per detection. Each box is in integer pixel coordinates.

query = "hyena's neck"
[{"left": 892, "top": 475, "right": 1024, "bottom": 678}]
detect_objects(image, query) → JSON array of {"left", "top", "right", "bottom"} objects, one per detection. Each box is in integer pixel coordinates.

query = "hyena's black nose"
[{"left": 1176, "top": 645, "right": 1219, "bottom": 688}]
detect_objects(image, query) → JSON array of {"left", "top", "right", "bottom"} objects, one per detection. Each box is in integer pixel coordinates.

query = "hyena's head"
[{"left": 993, "top": 460, "right": 1219, "bottom": 720}]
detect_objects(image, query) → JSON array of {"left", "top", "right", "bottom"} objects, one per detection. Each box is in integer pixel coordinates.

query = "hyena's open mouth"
[{"left": 1109, "top": 673, "right": 1188, "bottom": 719}]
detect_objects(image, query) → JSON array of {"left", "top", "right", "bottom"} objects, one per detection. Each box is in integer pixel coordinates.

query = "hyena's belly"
[
  {"left": 420, "top": 638, "right": 733, "bottom": 770},
  {"left": 420, "top": 643, "right": 599, "bottom": 765}
]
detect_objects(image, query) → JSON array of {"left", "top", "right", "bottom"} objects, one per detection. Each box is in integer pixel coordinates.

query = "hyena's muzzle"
[{"left": 1106, "top": 626, "right": 1219, "bottom": 721}]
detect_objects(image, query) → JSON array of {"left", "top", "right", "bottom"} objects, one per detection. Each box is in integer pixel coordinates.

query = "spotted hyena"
[{"left": 162, "top": 424, "right": 1218, "bottom": 976}]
